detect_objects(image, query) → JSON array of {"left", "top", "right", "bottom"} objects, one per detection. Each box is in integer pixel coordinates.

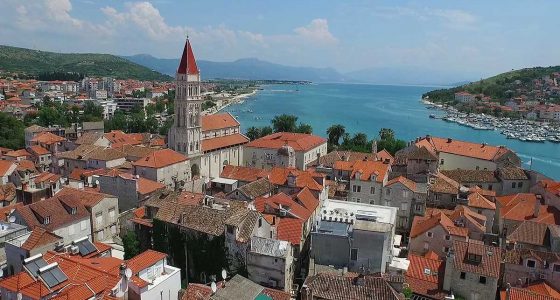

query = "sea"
[{"left": 224, "top": 83, "right": 560, "bottom": 180}]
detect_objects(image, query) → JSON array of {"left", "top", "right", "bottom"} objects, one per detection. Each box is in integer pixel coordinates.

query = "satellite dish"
[
  {"left": 125, "top": 268, "right": 132, "bottom": 279},
  {"left": 221, "top": 269, "right": 227, "bottom": 280},
  {"left": 211, "top": 282, "right": 217, "bottom": 294},
  {"left": 17, "top": 292, "right": 22, "bottom": 300},
  {"left": 95, "top": 180, "right": 99, "bottom": 185},
  {"left": 8, "top": 215, "right": 16, "bottom": 223}
]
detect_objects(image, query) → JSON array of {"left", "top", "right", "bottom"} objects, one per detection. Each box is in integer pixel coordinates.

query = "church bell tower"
[{"left": 168, "top": 38, "right": 203, "bottom": 157}]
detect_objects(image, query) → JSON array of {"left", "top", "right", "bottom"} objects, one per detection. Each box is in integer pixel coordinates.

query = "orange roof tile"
[
  {"left": 410, "top": 209, "right": 468, "bottom": 238},
  {"left": 5, "top": 149, "right": 32, "bottom": 158},
  {"left": 201, "top": 133, "right": 249, "bottom": 152},
  {"left": 335, "top": 159, "right": 390, "bottom": 183},
  {"left": 376, "top": 149, "right": 394, "bottom": 163},
  {"left": 220, "top": 165, "right": 269, "bottom": 182},
  {"left": 126, "top": 249, "right": 167, "bottom": 274},
  {"left": 31, "top": 131, "right": 65, "bottom": 144},
  {"left": 386, "top": 176, "right": 416, "bottom": 191},
  {"left": 467, "top": 191, "right": 495, "bottom": 210},
  {"left": 497, "top": 193, "right": 560, "bottom": 225},
  {"left": 269, "top": 167, "right": 323, "bottom": 191},
  {"left": 104, "top": 130, "right": 142, "bottom": 148},
  {"left": 117, "top": 173, "right": 166, "bottom": 195},
  {"left": 201, "top": 113, "right": 239, "bottom": 131},
  {"left": 416, "top": 136, "right": 512, "bottom": 161},
  {"left": 0, "top": 160, "right": 15, "bottom": 176},
  {"left": 28, "top": 145, "right": 50, "bottom": 156},
  {"left": 246, "top": 132, "right": 326, "bottom": 151},
  {"left": 133, "top": 149, "right": 188, "bottom": 168},
  {"left": 276, "top": 217, "right": 304, "bottom": 245},
  {"left": 21, "top": 227, "right": 62, "bottom": 251},
  {"left": 405, "top": 253, "right": 445, "bottom": 299}
]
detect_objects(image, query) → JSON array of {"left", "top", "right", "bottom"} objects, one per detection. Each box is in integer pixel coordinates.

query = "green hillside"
[
  {"left": 0, "top": 45, "right": 173, "bottom": 81},
  {"left": 424, "top": 66, "right": 560, "bottom": 103}
]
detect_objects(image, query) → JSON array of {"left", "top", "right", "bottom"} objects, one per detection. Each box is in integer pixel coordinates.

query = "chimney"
[
  {"left": 371, "top": 140, "right": 377, "bottom": 155},
  {"left": 534, "top": 198, "right": 541, "bottom": 218}
]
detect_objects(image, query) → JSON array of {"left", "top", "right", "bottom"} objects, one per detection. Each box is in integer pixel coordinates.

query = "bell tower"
[{"left": 168, "top": 38, "right": 202, "bottom": 157}]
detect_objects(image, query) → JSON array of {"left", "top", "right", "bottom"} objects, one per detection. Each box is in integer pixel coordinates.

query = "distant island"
[{"left": 0, "top": 45, "right": 172, "bottom": 81}]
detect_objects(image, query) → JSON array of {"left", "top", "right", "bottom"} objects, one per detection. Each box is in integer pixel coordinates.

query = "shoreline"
[{"left": 204, "top": 88, "right": 260, "bottom": 115}]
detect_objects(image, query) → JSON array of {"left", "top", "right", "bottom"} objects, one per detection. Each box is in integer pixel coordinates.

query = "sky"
[{"left": 0, "top": 0, "right": 558, "bottom": 78}]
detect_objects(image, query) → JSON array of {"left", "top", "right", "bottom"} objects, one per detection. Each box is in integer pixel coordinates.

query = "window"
[
  {"left": 488, "top": 184, "right": 493, "bottom": 191},
  {"left": 109, "top": 208, "right": 115, "bottom": 222},
  {"left": 518, "top": 182, "right": 523, "bottom": 188},
  {"left": 423, "top": 242, "right": 429, "bottom": 250},
  {"left": 96, "top": 213, "right": 103, "bottom": 227},
  {"left": 370, "top": 187, "right": 375, "bottom": 194},
  {"left": 356, "top": 198, "right": 361, "bottom": 203},
  {"left": 427, "top": 232, "right": 433, "bottom": 238},
  {"left": 479, "top": 276, "right": 487, "bottom": 284},
  {"left": 440, "top": 159, "right": 444, "bottom": 165},
  {"left": 258, "top": 218, "right": 262, "bottom": 228},
  {"left": 460, "top": 272, "right": 466, "bottom": 279},
  {"left": 350, "top": 248, "right": 358, "bottom": 261},
  {"left": 444, "top": 247, "right": 449, "bottom": 253},
  {"left": 512, "top": 182, "right": 516, "bottom": 188},
  {"left": 445, "top": 235, "right": 451, "bottom": 241},
  {"left": 401, "top": 202, "right": 408, "bottom": 211},
  {"left": 526, "top": 259, "right": 536, "bottom": 268},
  {"left": 554, "top": 265, "right": 560, "bottom": 272},
  {"left": 386, "top": 189, "right": 391, "bottom": 196},
  {"left": 227, "top": 225, "right": 234, "bottom": 234},
  {"left": 402, "top": 190, "right": 409, "bottom": 198},
  {"left": 352, "top": 185, "right": 361, "bottom": 193}
]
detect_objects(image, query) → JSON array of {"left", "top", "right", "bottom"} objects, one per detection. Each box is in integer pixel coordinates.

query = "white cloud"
[
  {"left": 372, "top": 6, "right": 478, "bottom": 30},
  {"left": 294, "top": 19, "right": 338, "bottom": 44}
]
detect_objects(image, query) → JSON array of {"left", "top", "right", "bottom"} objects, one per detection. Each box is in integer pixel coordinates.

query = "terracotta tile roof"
[
  {"left": 451, "top": 240, "right": 501, "bottom": 278},
  {"left": 68, "top": 168, "right": 107, "bottom": 181},
  {"left": 104, "top": 130, "right": 142, "bottom": 148},
  {"left": 0, "top": 183, "right": 16, "bottom": 204},
  {"left": 56, "top": 144, "right": 104, "bottom": 160},
  {"left": 386, "top": 176, "right": 416, "bottom": 191},
  {"left": 0, "top": 203, "right": 22, "bottom": 221},
  {"left": 86, "top": 148, "right": 126, "bottom": 161},
  {"left": 448, "top": 205, "right": 487, "bottom": 233},
  {"left": 15, "top": 159, "right": 37, "bottom": 172},
  {"left": 27, "top": 145, "right": 50, "bottom": 156},
  {"left": 467, "top": 191, "right": 496, "bottom": 210},
  {"left": 255, "top": 192, "right": 314, "bottom": 221},
  {"left": 201, "top": 133, "right": 249, "bottom": 152},
  {"left": 126, "top": 249, "right": 167, "bottom": 274},
  {"left": 539, "top": 180, "right": 560, "bottom": 196},
  {"left": 201, "top": 113, "right": 239, "bottom": 131},
  {"left": 220, "top": 165, "right": 269, "bottom": 182},
  {"left": 21, "top": 227, "right": 62, "bottom": 251},
  {"left": 429, "top": 173, "right": 460, "bottom": 194},
  {"left": 55, "top": 187, "right": 112, "bottom": 208},
  {"left": 497, "top": 193, "right": 560, "bottom": 225},
  {"left": 416, "top": 136, "right": 512, "bottom": 161},
  {"left": 507, "top": 221, "right": 551, "bottom": 246},
  {"left": 132, "top": 148, "right": 188, "bottom": 168},
  {"left": 406, "top": 146, "right": 438, "bottom": 160},
  {"left": 307, "top": 150, "right": 377, "bottom": 168},
  {"left": 15, "top": 190, "right": 90, "bottom": 231},
  {"left": 117, "top": 144, "right": 158, "bottom": 159},
  {"left": 503, "top": 248, "right": 560, "bottom": 266},
  {"left": 75, "top": 132, "right": 104, "bottom": 145},
  {"left": 182, "top": 283, "right": 212, "bottom": 300},
  {"left": 294, "top": 187, "right": 320, "bottom": 212},
  {"left": 303, "top": 273, "right": 402, "bottom": 300},
  {"left": 468, "top": 185, "right": 496, "bottom": 197},
  {"left": 335, "top": 159, "right": 390, "bottom": 183},
  {"left": 441, "top": 169, "right": 499, "bottom": 183},
  {"left": 34, "top": 172, "right": 60, "bottom": 184},
  {"left": 177, "top": 38, "right": 199, "bottom": 75},
  {"left": 405, "top": 253, "right": 447, "bottom": 300},
  {"left": 0, "top": 160, "right": 16, "bottom": 176},
  {"left": 498, "top": 167, "right": 529, "bottom": 180},
  {"left": 376, "top": 149, "right": 394, "bottom": 163},
  {"left": 525, "top": 281, "right": 560, "bottom": 298},
  {"left": 269, "top": 167, "right": 324, "bottom": 191},
  {"left": 230, "top": 177, "right": 274, "bottom": 200},
  {"left": 501, "top": 281, "right": 560, "bottom": 300},
  {"left": 224, "top": 209, "right": 260, "bottom": 243},
  {"left": 117, "top": 173, "right": 166, "bottom": 195},
  {"left": 30, "top": 131, "right": 65, "bottom": 144},
  {"left": 5, "top": 148, "right": 32, "bottom": 158},
  {"left": 261, "top": 287, "right": 291, "bottom": 300},
  {"left": 247, "top": 132, "right": 326, "bottom": 151},
  {"left": 410, "top": 209, "right": 468, "bottom": 238}
]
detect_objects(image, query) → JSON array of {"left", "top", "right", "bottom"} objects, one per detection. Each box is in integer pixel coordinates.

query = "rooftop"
[
  {"left": 416, "top": 136, "right": 513, "bottom": 161},
  {"left": 246, "top": 132, "right": 326, "bottom": 152},
  {"left": 132, "top": 148, "right": 188, "bottom": 168}
]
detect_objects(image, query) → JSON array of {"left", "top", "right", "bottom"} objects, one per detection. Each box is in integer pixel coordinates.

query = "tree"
[
  {"left": 123, "top": 231, "right": 140, "bottom": 259},
  {"left": 326, "top": 124, "right": 345, "bottom": 146},
  {"left": 42, "top": 95, "right": 53, "bottom": 107},
  {"left": 246, "top": 126, "right": 261, "bottom": 140},
  {"left": 351, "top": 133, "right": 368, "bottom": 148},
  {"left": 260, "top": 126, "right": 273, "bottom": 137},
  {"left": 38, "top": 106, "right": 67, "bottom": 127},
  {"left": 296, "top": 123, "right": 313, "bottom": 134},
  {"left": 379, "top": 128, "right": 395, "bottom": 141},
  {"left": 271, "top": 114, "right": 298, "bottom": 132},
  {"left": 0, "top": 112, "right": 25, "bottom": 149},
  {"left": 202, "top": 100, "right": 216, "bottom": 111}
]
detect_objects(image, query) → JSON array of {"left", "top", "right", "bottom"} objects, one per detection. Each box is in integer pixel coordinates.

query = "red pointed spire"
[{"left": 177, "top": 38, "right": 199, "bottom": 75}]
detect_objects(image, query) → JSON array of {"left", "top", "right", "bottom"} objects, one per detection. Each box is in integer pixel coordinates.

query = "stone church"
[{"left": 168, "top": 38, "right": 249, "bottom": 179}]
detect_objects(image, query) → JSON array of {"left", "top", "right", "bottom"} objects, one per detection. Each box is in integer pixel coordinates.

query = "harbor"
[{"left": 424, "top": 101, "right": 560, "bottom": 143}]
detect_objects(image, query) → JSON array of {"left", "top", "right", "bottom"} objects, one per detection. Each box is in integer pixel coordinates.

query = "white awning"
[{"left": 211, "top": 177, "right": 238, "bottom": 185}]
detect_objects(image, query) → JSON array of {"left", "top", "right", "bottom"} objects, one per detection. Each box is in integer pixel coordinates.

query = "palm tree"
[
  {"left": 351, "top": 133, "right": 368, "bottom": 147},
  {"left": 379, "top": 128, "right": 395, "bottom": 141},
  {"left": 296, "top": 123, "right": 313, "bottom": 134},
  {"left": 326, "top": 124, "right": 346, "bottom": 145}
]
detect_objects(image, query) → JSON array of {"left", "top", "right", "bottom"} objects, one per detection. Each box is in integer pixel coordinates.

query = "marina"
[{"left": 423, "top": 101, "right": 560, "bottom": 143}]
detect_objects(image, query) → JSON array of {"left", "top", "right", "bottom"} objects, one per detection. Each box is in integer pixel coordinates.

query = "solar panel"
[
  {"left": 39, "top": 265, "right": 68, "bottom": 288},
  {"left": 76, "top": 239, "right": 98, "bottom": 256},
  {"left": 24, "top": 257, "right": 48, "bottom": 277}
]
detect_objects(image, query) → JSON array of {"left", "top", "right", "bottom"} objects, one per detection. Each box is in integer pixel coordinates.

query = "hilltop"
[
  {"left": 0, "top": 45, "right": 172, "bottom": 81},
  {"left": 423, "top": 66, "right": 560, "bottom": 104}
]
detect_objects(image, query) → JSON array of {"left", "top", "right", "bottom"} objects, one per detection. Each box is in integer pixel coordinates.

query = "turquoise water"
[{"left": 225, "top": 83, "right": 560, "bottom": 180}]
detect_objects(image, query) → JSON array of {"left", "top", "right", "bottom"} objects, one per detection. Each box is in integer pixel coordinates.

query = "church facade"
[{"left": 168, "top": 39, "right": 249, "bottom": 179}]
